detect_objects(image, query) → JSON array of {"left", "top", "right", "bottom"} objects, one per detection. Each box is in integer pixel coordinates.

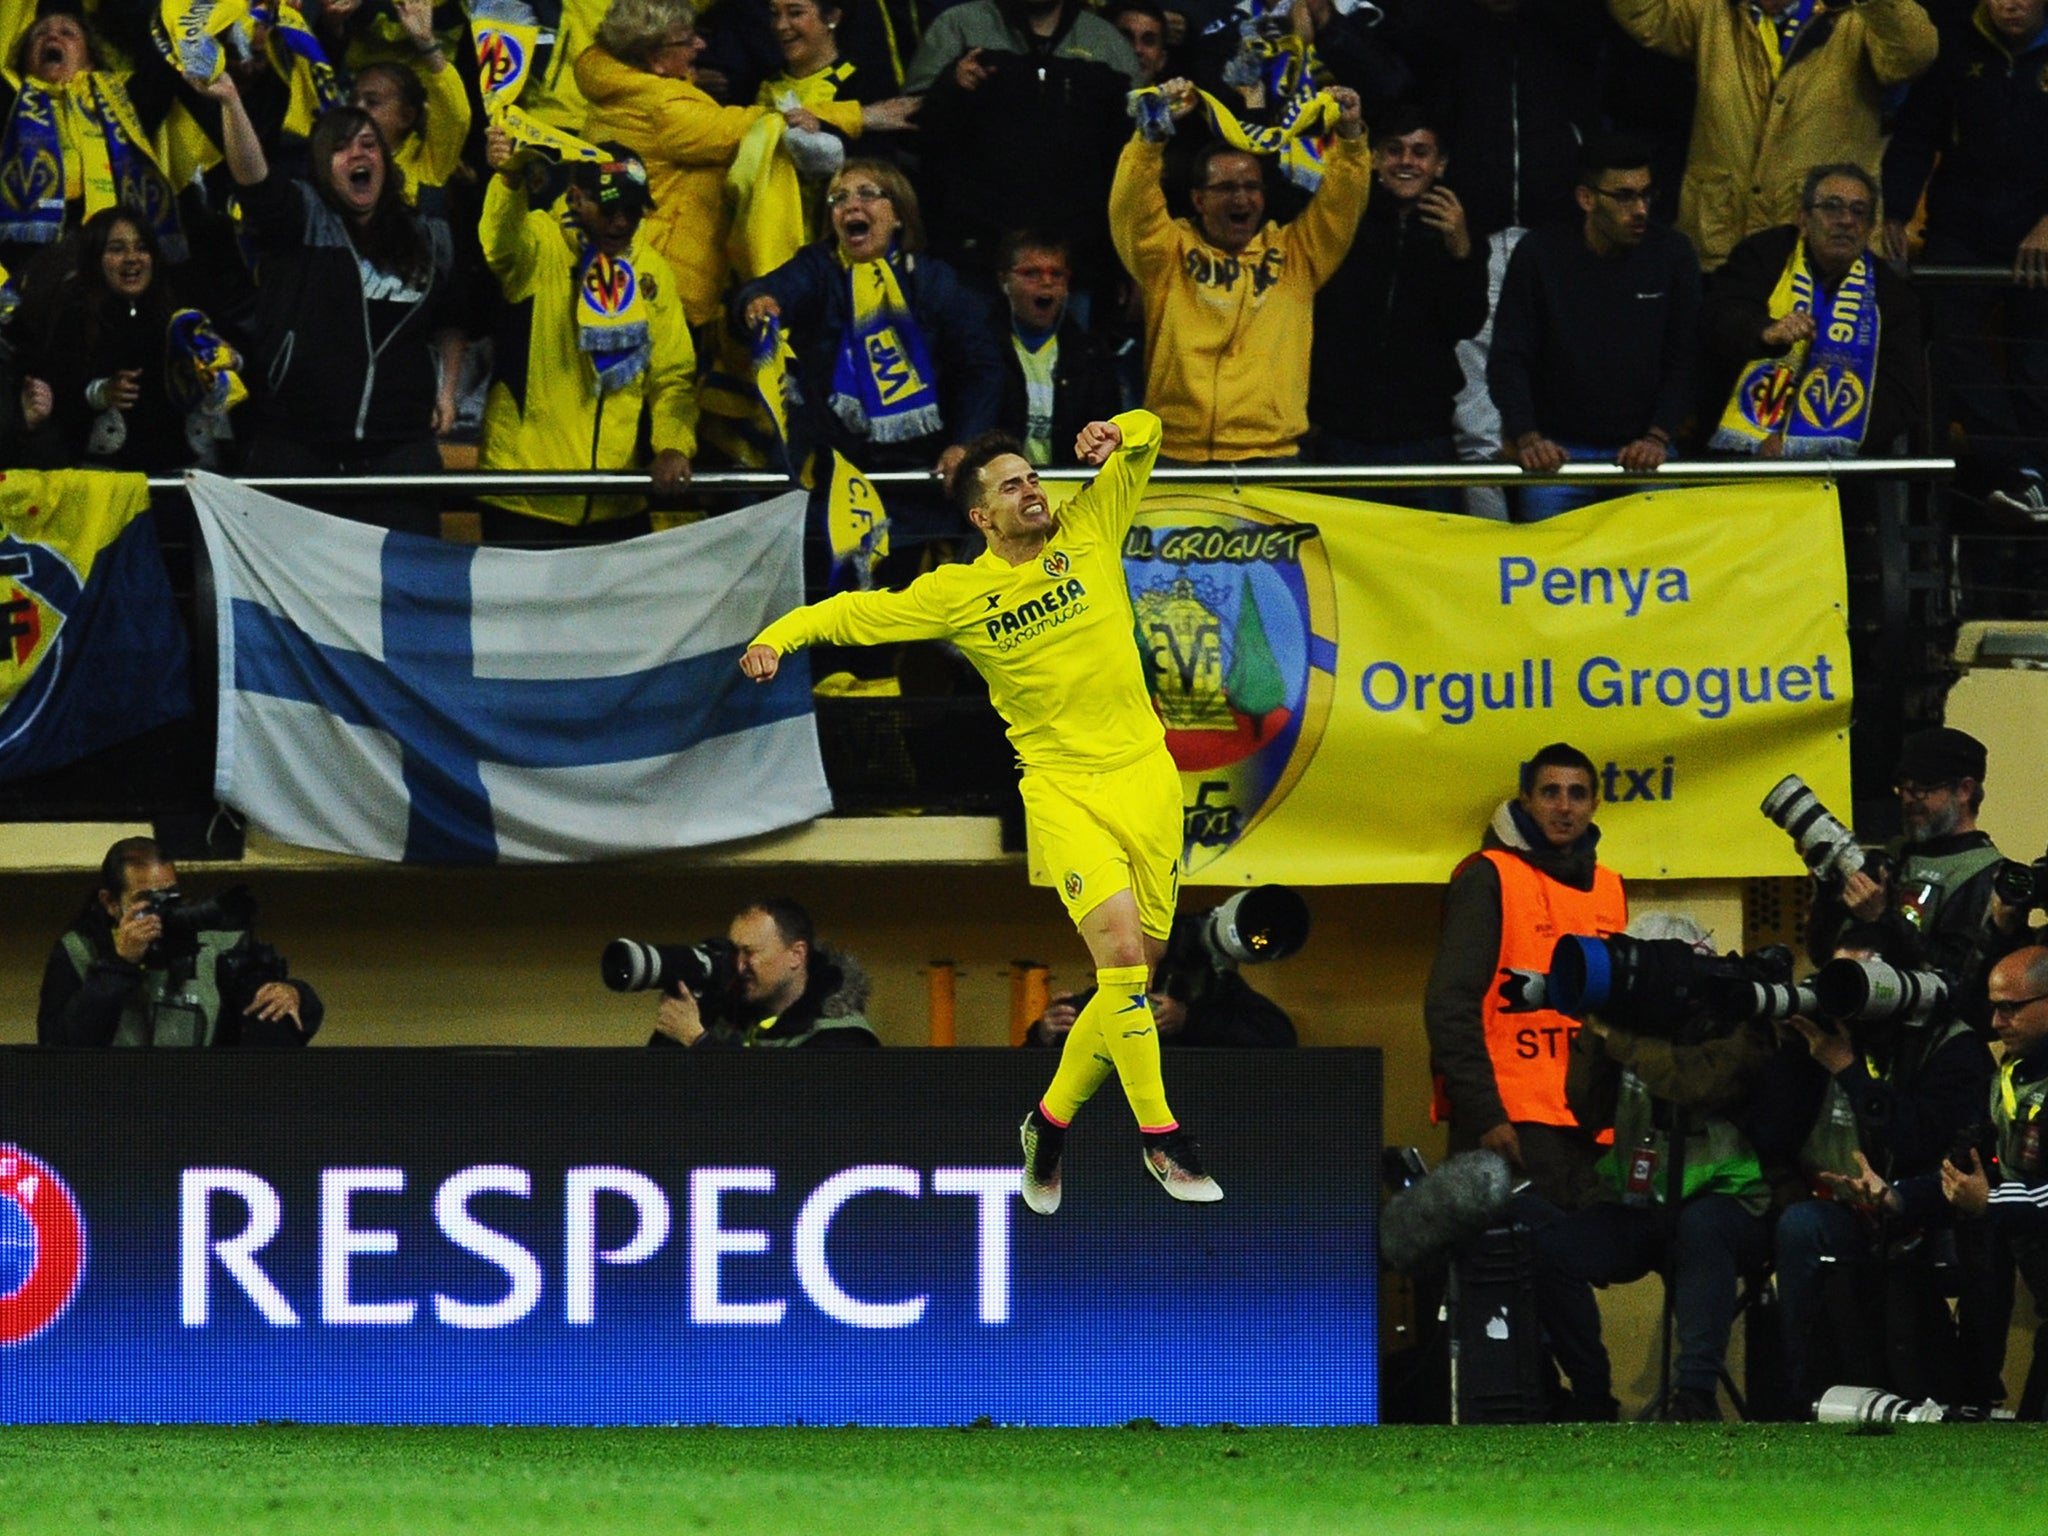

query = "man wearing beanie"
[{"left": 1807, "top": 726, "right": 2004, "bottom": 1028}]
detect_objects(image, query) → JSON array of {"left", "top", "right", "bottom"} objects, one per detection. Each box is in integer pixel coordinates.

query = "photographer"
[
  {"left": 37, "top": 838, "right": 322, "bottom": 1049},
  {"left": 1837, "top": 945, "right": 2048, "bottom": 1418},
  {"left": 1531, "top": 915, "right": 1779, "bottom": 1423},
  {"left": 649, "top": 898, "right": 878, "bottom": 1050},
  {"left": 1806, "top": 728, "right": 2004, "bottom": 1030},
  {"left": 1764, "top": 926, "right": 1991, "bottom": 1414},
  {"left": 1025, "top": 951, "right": 1296, "bottom": 1052}
]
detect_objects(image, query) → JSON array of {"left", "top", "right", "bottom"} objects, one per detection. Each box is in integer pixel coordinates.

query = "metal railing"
[{"left": 140, "top": 457, "right": 1958, "bottom": 498}]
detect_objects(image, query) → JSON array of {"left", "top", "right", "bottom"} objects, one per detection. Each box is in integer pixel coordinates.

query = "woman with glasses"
[
  {"left": 579, "top": 0, "right": 916, "bottom": 331},
  {"left": 734, "top": 158, "right": 1003, "bottom": 494}
]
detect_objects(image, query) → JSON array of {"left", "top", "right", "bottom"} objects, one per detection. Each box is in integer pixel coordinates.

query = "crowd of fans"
[{"left": 0, "top": 0, "right": 2042, "bottom": 537}]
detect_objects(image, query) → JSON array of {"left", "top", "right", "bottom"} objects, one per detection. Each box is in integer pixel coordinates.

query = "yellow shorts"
[{"left": 1021, "top": 746, "right": 1182, "bottom": 940}]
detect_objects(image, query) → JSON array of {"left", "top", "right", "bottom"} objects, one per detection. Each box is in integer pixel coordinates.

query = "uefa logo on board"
[
  {"left": 1122, "top": 495, "right": 1336, "bottom": 875},
  {"left": 0, "top": 1144, "right": 87, "bottom": 1345}
]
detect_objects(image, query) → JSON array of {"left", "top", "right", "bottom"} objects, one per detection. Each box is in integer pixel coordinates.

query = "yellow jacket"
[
  {"left": 477, "top": 175, "right": 699, "bottom": 525},
  {"left": 576, "top": 47, "right": 863, "bottom": 326},
  {"left": 395, "top": 56, "right": 473, "bottom": 197},
  {"left": 1110, "top": 134, "right": 1370, "bottom": 463},
  {"left": 1607, "top": 0, "right": 1936, "bottom": 268}
]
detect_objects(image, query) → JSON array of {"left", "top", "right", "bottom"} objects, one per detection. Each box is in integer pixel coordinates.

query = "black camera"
[
  {"left": 1992, "top": 854, "right": 2048, "bottom": 913},
  {"left": 1503, "top": 933, "right": 1809, "bottom": 1035},
  {"left": 215, "top": 941, "right": 289, "bottom": 1014},
  {"left": 601, "top": 937, "right": 739, "bottom": 999},
  {"left": 136, "top": 885, "right": 255, "bottom": 965},
  {"left": 1152, "top": 885, "right": 1310, "bottom": 1007}
]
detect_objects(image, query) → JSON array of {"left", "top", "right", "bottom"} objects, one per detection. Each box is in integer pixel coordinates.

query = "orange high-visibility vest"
[{"left": 1478, "top": 848, "right": 1628, "bottom": 1127}]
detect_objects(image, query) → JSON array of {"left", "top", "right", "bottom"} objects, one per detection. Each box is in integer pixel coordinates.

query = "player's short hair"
[
  {"left": 1519, "top": 743, "right": 1599, "bottom": 797},
  {"left": 952, "top": 430, "right": 1031, "bottom": 522}
]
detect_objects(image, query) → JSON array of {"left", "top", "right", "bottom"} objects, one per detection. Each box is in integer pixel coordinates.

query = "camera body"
[
  {"left": 135, "top": 885, "right": 256, "bottom": 966},
  {"left": 1992, "top": 854, "right": 2048, "bottom": 913},
  {"left": 601, "top": 937, "right": 740, "bottom": 1000}
]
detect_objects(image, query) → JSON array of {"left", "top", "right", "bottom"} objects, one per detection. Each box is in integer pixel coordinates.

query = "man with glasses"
[
  {"left": 1487, "top": 133, "right": 1701, "bottom": 520},
  {"left": 1703, "top": 163, "right": 1925, "bottom": 458},
  {"left": 1109, "top": 78, "right": 1370, "bottom": 464},
  {"left": 1806, "top": 726, "right": 2005, "bottom": 1031},
  {"left": 1608, "top": 0, "right": 1937, "bottom": 270},
  {"left": 990, "top": 231, "right": 1124, "bottom": 468}
]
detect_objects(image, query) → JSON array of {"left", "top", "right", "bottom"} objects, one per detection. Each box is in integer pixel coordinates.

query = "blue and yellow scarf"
[
  {"left": 0, "top": 73, "right": 184, "bottom": 258},
  {"left": 830, "top": 250, "right": 941, "bottom": 445},
  {"left": 1713, "top": 238, "right": 1881, "bottom": 457},
  {"left": 571, "top": 226, "right": 651, "bottom": 394},
  {"left": 1128, "top": 74, "right": 1340, "bottom": 193},
  {"left": 165, "top": 307, "right": 247, "bottom": 415}
]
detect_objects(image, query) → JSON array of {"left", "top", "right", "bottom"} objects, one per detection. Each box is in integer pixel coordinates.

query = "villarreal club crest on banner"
[{"left": 1123, "top": 494, "right": 1337, "bottom": 878}]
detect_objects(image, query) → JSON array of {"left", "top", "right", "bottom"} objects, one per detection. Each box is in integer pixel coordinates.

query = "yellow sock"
[
  {"left": 1094, "top": 963, "right": 1175, "bottom": 1132},
  {"left": 1039, "top": 986, "right": 1114, "bottom": 1125}
]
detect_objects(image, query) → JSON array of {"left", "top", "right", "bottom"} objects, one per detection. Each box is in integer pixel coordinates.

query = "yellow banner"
[{"left": 1033, "top": 480, "right": 1852, "bottom": 886}]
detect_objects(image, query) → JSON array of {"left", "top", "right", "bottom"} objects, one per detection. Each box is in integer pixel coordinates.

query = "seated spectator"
[
  {"left": 0, "top": 4, "right": 192, "bottom": 273},
  {"left": 577, "top": 0, "right": 880, "bottom": 332},
  {"left": 203, "top": 77, "right": 463, "bottom": 533},
  {"left": 735, "top": 157, "right": 1002, "bottom": 486},
  {"left": 1309, "top": 104, "right": 1489, "bottom": 511},
  {"left": 1704, "top": 164, "right": 1924, "bottom": 459},
  {"left": 1487, "top": 133, "right": 1699, "bottom": 521},
  {"left": 1882, "top": 0, "right": 2048, "bottom": 519},
  {"left": 1110, "top": 78, "right": 1370, "bottom": 465},
  {"left": 477, "top": 128, "right": 697, "bottom": 529},
  {"left": 1607, "top": 0, "right": 1938, "bottom": 271},
  {"left": 346, "top": 0, "right": 474, "bottom": 206},
  {"left": 650, "top": 897, "right": 878, "bottom": 1048},
  {"left": 14, "top": 208, "right": 242, "bottom": 472},
  {"left": 38, "top": 837, "right": 324, "bottom": 1048},
  {"left": 990, "top": 230, "right": 1122, "bottom": 468},
  {"left": 903, "top": 0, "right": 1138, "bottom": 297}
]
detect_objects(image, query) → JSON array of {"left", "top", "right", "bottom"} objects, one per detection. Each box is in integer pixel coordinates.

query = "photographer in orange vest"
[{"left": 1425, "top": 742, "right": 1628, "bottom": 1210}]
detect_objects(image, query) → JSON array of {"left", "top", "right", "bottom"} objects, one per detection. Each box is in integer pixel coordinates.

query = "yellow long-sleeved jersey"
[{"left": 753, "top": 411, "right": 1166, "bottom": 775}]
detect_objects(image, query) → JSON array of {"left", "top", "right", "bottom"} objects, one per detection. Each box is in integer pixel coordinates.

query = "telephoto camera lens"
[
  {"left": 1812, "top": 957, "right": 1950, "bottom": 1025},
  {"left": 1760, "top": 775, "right": 1867, "bottom": 885}
]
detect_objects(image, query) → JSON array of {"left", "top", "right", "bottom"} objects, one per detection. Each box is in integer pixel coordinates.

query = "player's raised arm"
[{"left": 1062, "top": 409, "right": 1162, "bottom": 541}]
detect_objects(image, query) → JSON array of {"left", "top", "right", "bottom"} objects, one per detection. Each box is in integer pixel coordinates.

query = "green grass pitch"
[{"left": 1, "top": 1425, "right": 2036, "bottom": 1535}]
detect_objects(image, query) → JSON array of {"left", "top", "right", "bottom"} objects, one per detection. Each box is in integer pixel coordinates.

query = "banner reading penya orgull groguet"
[{"left": 1033, "top": 480, "right": 1850, "bottom": 885}]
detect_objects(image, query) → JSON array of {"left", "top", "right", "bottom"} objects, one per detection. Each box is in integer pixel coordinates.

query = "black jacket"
[
  {"left": 236, "top": 172, "right": 455, "bottom": 452},
  {"left": 734, "top": 242, "right": 1003, "bottom": 469},
  {"left": 18, "top": 282, "right": 197, "bottom": 474},
  {"left": 1391, "top": 0, "right": 1608, "bottom": 238},
  {"left": 651, "top": 946, "right": 880, "bottom": 1049},
  {"left": 1488, "top": 219, "right": 1701, "bottom": 447},
  {"left": 907, "top": 0, "right": 1135, "bottom": 283},
  {"left": 992, "top": 312, "right": 1124, "bottom": 468},
  {"left": 1883, "top": 10, "right": 2048, "bottom": 261},
  {"left": 1701, "top": 223, "right": 1927, "bottom": 454},
  {"left": 1310, "top": 192, "right": 1490, "bottom": 445}
]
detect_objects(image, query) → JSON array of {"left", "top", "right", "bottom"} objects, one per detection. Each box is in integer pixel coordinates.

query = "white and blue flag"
[{"left": 190, "top": 475, "right": 831, "bottom": 864}]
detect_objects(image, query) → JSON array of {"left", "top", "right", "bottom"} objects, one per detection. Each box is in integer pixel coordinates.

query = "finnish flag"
[{"left": 190, "top": 475, "right": 831, "bottom": 863}]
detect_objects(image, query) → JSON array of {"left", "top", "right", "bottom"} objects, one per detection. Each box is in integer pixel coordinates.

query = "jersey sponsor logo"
[
  {"left": 1123, "top": 496, "right": 1336, "bottom": 875},
  {"left": 0, "top": 1145, "right": 87, "bottom": 1346},
  {"left": 982, "top": 576, "right": 1087, "bottom": 649}
]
